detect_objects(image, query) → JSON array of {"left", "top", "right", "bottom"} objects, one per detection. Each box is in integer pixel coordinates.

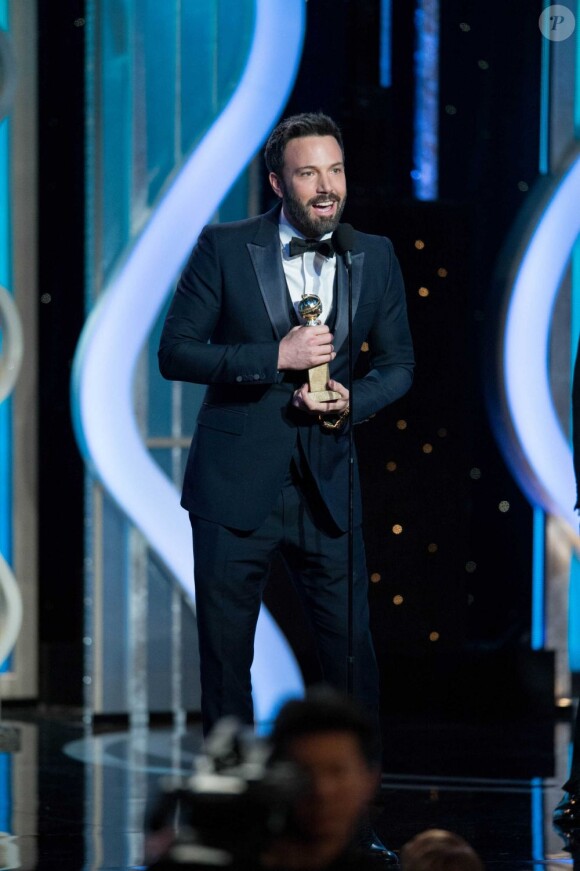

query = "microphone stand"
[
  {"left": 333, "top": 223, "right": 356, "bottom": 700},
  {"left": 344, "top": 249, "right": 354, "bottom": 698}
]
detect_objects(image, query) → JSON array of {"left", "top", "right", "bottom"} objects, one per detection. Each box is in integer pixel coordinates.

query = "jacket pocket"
[{"left": 197, "top": 403, "right": 247, "bottom": 435}]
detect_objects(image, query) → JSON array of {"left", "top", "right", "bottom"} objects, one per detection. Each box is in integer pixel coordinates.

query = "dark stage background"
[{"left": 36, "top": 0, "right": 554, "bottom": 717}]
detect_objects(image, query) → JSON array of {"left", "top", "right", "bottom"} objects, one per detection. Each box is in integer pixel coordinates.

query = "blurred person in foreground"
[
  {"left": 399, "top": 829, "right": 484, "bottom": 871},
  {"left": 259, "top": 688, "right": 391, "bottom": 870},
  {"left": 146, "top": 688, "right": 394, "bottom": 870}
]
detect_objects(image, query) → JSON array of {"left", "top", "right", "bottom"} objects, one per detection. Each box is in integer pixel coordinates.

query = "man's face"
[
  {"left": 286, "top": 731, "right": 377, "bottom": 844},
  {"left": 269, "top": 135, "right": 347, "bottom": 238}
]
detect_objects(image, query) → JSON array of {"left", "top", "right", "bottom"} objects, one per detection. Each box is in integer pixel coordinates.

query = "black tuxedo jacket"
[{"left": 158, "top": 206, "right": 414, "bottom": 531}]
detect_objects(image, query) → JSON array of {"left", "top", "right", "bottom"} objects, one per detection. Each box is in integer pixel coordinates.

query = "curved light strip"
[
  {"left": 72, "top": 0, "right": 306, "bottom": 724},
  {"left": 0, "top": 28, "right": 17, "bottom": 124},
  {"left": 0, "top": 287, "right": 23, "bottom": 665},
  {"left": 0, "top": 284, "right": 24, "bottom": 403},
  {"left": 502, "top": 152, "right": 580, "bottom": 530},
  {"left": 0, "top": 550, "right": 22, "bottom": 666}
]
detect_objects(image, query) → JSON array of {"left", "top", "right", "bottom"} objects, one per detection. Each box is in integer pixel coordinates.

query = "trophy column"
[{"left": 297, "top": 293, "right": 341, "bottom": 403}]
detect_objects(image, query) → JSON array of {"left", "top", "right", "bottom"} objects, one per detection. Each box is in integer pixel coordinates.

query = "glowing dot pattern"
[{"left": 368, "top": 228, "right": 492, "bottom": 659}]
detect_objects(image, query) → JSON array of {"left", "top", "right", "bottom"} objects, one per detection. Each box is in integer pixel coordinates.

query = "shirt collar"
[{"left": 279, "top": 208, "right": 333, "bottom": 257}]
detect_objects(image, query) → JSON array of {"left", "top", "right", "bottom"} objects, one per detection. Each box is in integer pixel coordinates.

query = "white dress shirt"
[{"left": 279, "top": 208, "right": 336, "bottom": 325}]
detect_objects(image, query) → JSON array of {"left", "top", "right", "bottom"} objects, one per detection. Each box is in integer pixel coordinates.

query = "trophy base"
[
  {"left": 308, "top": 362, "right": 340, "bottom": 403},
  {"left": 309, "top": 389, "right": 342, "bottom": 403}
]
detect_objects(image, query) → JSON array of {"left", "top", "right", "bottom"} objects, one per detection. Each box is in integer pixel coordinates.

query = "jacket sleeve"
[
  {"left": 158, "top": 227, "right": 281, "bottom": 386},
  {"left": 352, "top": 239, "right": 415, "bottom": 423}
]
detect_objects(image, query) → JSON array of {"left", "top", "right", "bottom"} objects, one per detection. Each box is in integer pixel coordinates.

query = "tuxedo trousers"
[{"left": 190, "top": 473, "right": 380, "bottom": 737}]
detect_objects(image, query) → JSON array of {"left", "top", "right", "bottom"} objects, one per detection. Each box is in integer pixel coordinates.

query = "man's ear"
[{"left": 269, "top": 172, "right": 283, "bottom": 199}]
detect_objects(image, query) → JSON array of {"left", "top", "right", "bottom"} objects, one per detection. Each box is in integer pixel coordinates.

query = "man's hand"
[
  {"left": 277, "top": 325, "right": 336, "bottom": 371},
  {"left": 292, "top": 379, "right": 350, "bottom": 415}
]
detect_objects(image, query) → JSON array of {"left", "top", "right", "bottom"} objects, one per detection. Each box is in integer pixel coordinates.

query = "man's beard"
[{"left": 282, "top": 187, "right": 346, "bottom": 238}]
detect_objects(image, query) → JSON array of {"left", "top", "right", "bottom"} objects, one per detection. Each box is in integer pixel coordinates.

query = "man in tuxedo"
[{"left": 158, "top": 112, "right": 414, "bottom": 743}]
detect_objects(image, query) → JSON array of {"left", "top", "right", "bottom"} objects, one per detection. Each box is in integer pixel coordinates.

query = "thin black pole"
[{"left": 346, "top": 256, "right": 354, "bottom": 698}]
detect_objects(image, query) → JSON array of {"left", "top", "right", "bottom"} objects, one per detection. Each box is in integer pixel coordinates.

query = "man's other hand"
[{"left": 292, "top": 380, "right": 349, "bottom": 415}]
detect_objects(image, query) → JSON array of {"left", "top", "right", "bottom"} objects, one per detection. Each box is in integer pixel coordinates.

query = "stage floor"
[{"left": 0, "top": 707, "right": 578, "bottom": 870}]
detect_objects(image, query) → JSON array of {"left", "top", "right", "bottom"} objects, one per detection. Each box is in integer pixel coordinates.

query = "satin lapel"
[
  {"left": 247, "top": 220, "right": 292, "bottom": 341},
  {"left": 333, "top": 251, "right": 364, "bottom": 353}
]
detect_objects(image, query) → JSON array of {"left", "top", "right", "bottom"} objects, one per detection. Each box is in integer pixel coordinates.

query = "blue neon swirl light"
[
  {"left": 72, "top": 0, "right": 306, "bottom": 726},
  {"left": 379, "top": 0, "right": 392, "bottom": 88},
  {"left": 498, "top": 151, "right": 580, "bottom": 531},
  {"left": 412, "top": 0, "right": 439, "bottom": 201}
]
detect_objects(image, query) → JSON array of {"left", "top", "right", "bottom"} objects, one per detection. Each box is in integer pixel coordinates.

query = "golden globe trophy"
[{"left": 297, "top": 293, "right": 341, "bottom": 402}]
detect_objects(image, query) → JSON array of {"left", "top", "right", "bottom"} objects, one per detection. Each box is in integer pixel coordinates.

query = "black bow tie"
[{"left": 289, "top": 237, "right": 334, "bottom": 258}]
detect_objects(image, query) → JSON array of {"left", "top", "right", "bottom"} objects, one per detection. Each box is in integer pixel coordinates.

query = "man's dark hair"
[
  {"left": 400, "top": 829, "right": 485, "bottom": 871},
  {"left": 269, "top": 686, "right": 379, "bottom": 768},
  {"left": 264, "top": 112, "right": 345, "bottom": 176}
]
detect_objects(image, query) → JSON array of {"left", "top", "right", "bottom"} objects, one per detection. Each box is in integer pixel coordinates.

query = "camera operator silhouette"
[{"left": 146, "top": 688, "right": 389, "bottom": 870}]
